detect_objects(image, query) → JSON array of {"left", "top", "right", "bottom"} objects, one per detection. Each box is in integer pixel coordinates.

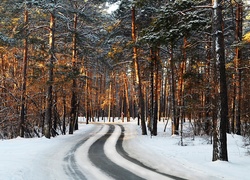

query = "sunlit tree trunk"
[
  {"left": 85, "top": 70, "right": 89, "bottom": 124},
  {"left": 20, "top": 8, "right": 28, "bottom": 137},
  {"left": 156, "top": 48, "right": 161, "bottom": 123},
  {"left": 112, "top": 74, "right": 116, "bottom": 122},
  {"left": 132, "top": 6, "right": 147, "bottom": 135},
  {"left": 108, "top": 73, "right": 112, "bottom": 122},
  {"left": 69, "top": 12, "right": 78, "bottom": 134},
  {"left": 101, "top": 70, "right": 107, "bottom": 121},
  {"left": 62, "top": 91, "right": 66, "bottom": 135},
  {"left": 123, "top": 73, "right": 130, "bottom": 122},
  {"left": 44, "top": 10, "right": 55, "bottom": 139},
  {"left": 234, "top": 1, "right": 243, "bottom": 135},
  {"left": 170, "top": 45, "right": 178, "bottom": 135},
  {"left": 52, "top": 92, "right": 58, "bottom": 137},
  {"left": 149, "top": 47, "right": 154, "bottom": 134},
  {"left": 98, "top": 74, "right": 103, "bottom": 122},
  {"left": 163, "top": 74, "right": 170, "bottom": 120},
  {"left": 179, "top": 37, "right": 187, "bottom": 144}
]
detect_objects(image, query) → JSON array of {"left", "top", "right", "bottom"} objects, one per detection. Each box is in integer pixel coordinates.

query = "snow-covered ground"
[{"left": 0, "top": 118, "right": 249, "bottom": 180}]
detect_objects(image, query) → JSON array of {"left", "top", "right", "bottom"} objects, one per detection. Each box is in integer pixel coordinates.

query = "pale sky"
[{"left": 106, "top": 2, "right": 120, "bottom": 14}]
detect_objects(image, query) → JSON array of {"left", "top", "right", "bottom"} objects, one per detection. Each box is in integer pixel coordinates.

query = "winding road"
[{"left": 63, "top": 123, "right": 185, "bottom": 180}]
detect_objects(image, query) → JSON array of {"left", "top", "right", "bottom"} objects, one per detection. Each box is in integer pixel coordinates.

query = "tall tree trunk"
[
  {"left": 161, "top": 70, "right": 166, "bottom": 118},
  {"left": 101, "top": 70, "right": 107, "bottom": 121},
  {"left": 20, "top": 8, "right": 28, "bottom": 137},
  {"left": 149, "top": 47, "right": 154, "bottom": 134},
  {"left": 108, "top": 74, "right": 112, "bottom": 122},
  {"left": 112, "top": 75, "right": 116, "bottom": 122},
  {"left": 163, "top": 74, "right": 169, "bottom": 119},
  {"left": 234, "top": 1, "right": 242, "bottom": 135},
  {"left": 149, "top": 47, "right": 159, "bottom": 136},
  {"left": 44, "top": 11, "right": 55, "bottom": 139},
  {"left": 170, "top": 45, "right": 178, "bottom": 135},
  {"left": 231, "top": 82, "right": 236, "bottom": 133},
  {"left": 98, "top": 74, "right": 103, "bottom": 122},
  {"left": 153, "top": 47, "right": 159, "bottom": 135},
  {"left": 85, "top": 70, "right": 89, "bottom": 124},
  {"left": 123, "top": 73, "right": 130, "bottom": 122},
  {"left": 69, "top": 12, "right": 78, "bottom": 134},
  {"left": 212, "top": 0, "right": 228, "bottom": 161},
  {"left": 132, "top": 6, "right": 147, "bottom": 135},
  {"left": 62, "top": 92, "right": 66, "bottom": 135},
  {"left": 205, "top": 35, "right": 212, "bottom": 135},
  {"left": 52, "top": 92, "right": 58, "bottom": 137},
  {"left": 179, "top": 38, "right": 187, "bottom": 143}
]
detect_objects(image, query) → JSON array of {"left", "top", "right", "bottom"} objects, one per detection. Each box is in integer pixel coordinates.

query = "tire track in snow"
[
  {"left": 105, "top": 125, "right": 172, "bottom": 179},
  {"left": 63, "top": 125, "right": 103, "bottom": 180},
  {"left": 63, "top": 138, "right": 88, "bottom": 180},
  {"left": 116, "top": 125, "right": 186, "bottom": 180},
  {"left": 88, "top": 124, "right": 144, "bottom": 180}
]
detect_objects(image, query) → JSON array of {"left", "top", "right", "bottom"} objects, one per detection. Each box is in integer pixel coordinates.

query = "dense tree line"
[
  {"left": 0, "top": 0, "right": 250, "bottom": 162},
  {"left": 108, "top": 0, "right": 250, "bottom": 161},
  {"left": 0, "top": 0, "right": 115, "bottom": 138}
]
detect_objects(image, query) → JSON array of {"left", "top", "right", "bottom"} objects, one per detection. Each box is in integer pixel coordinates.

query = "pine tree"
[{"left": 212, "top": 0, "right": 228, "bottom": 161}]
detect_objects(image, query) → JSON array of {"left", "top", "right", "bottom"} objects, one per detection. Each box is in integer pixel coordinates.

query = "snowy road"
[
  {"left": 88, "top": 124, "right": 143, "bottom": 180},
  {"left": 1, "top": 121, "right": 249, "bottom": 180},
  {"left": 62, "top": 123, "right": 185, "bottom": 180}
]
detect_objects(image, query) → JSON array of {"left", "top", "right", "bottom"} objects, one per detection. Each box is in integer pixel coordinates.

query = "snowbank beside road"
[{"left": 0, "top": 119, "right": 249, "bottom": 180}]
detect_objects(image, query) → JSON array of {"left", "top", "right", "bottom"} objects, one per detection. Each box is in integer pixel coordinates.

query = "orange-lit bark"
[
  {"left": 20, "top": 9, "right": 28, "bottom": 137},
  {"left": 132, "top": 6, "right": 147, "bottom": 135},
  {"left": 69, "top": 12, "right": 78, "bottom": 134},
  {"left": 44, "top": 12, "right": 55, "bottom": 138},
  {"left": 234, "top": 2, "right": 243, "bottom": 135}
]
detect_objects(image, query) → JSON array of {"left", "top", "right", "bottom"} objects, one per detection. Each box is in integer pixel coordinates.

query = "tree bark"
[
  {"left": 234, "top": 2, "right": 243, "bottom": 135},
  {"left": 132, "top": 6, "right": 147, "bottom": 135},
  {"left": 179, "top": 38, "right": 187, "bottom": 144},
  {"left": 44, "top": 11, "right": 55, "bottom": 139},
  {"left": 123, "top": 73, "right": 130, "bottom": 122},
  {"left": 153, "top": 47, "right": 159, "bottom": 135},
  {"left": 20, "top": 8, "right": 28, "bottom": 137},
  {"left": 69, "top": 12, "right": 78, "bottom": 134},
  {"left": 85, "top": 70, "right": 89, "bottom": 124},
  {"left": 205, "top": 35, "right": 212, "bottom": 135},
  {"left": 108, "top": 72, "right": 112, "bottom": 122},
  {"left": 62, "top": 92, "right": 66, "bottom": 135},
  {"left": 213, "top": 0, "right": 228, "bottom": 161},
  {"left": 170, "top": 45, "right": 178, "bottom": 135},
  {"left": 149, "top": 47, "right": 159, "bottom": 136}
]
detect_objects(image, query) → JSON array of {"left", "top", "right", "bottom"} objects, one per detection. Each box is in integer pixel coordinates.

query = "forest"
[{"left": 0, "top": 0, "right": 250, "bottom": 161}]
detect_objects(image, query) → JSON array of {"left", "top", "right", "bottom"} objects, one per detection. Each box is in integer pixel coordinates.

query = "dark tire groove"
[
  {"left": 63, "top": 125, "right": 103, "bottom": 180},
  {"left": 116, "top": 125, "right": 187, "bottom": 180},
  {"left": 88, "top": 124, "right": 145, "bottom": 180}
]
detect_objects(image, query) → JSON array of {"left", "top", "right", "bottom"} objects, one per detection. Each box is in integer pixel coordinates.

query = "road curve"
[
  {"left": 63, "top": 124, "right": 104, "bottom": 180},
  {"left": 116, "top": 125, "right": 186, "bottom": 180},
  {"left": 63, "top": 123, "right": 186, "bottom": 180},
  {"left": 63, "top": 137, "right": 88, "bottom": 180},
  {"left": 104, "top": 124, "right": 186, "bottom": 180},
  {"left": 88, "top": 124, "right": 145, "bottom": 180}
]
